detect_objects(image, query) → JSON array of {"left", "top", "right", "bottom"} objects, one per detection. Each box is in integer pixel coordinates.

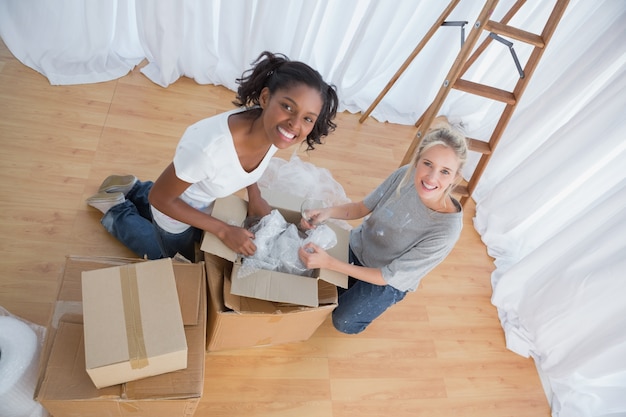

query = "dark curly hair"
[{"left": 233, "top": 51, "right": 338, "bottom": 150}]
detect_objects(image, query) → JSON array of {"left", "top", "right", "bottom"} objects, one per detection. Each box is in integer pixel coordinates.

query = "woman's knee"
[{"left": 331, "top": 310, "right": 369, "bottom": 334}]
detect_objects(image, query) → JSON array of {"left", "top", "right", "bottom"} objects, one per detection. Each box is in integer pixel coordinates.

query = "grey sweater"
[{"left": 349, "top": 165, "right": 463, "bottom": 292}]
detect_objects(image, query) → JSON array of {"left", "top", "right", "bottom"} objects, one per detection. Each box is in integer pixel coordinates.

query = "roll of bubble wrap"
[{"left": 0, "top": 315, "right": 44, "bottom": 417}]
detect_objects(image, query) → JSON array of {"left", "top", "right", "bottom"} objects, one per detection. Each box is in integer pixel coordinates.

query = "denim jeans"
[
  {"left": 332, "top": 247, "right": 407, "bottom": 334},
  {"left": 101, "top": 180, "right": 200, "bottom": 261}
]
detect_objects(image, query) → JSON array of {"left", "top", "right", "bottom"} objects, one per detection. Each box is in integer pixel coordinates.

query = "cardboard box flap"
[
  {"left": 230, "top": 264, "right": 320, "bottom": 307},
  {"left": 223, "top": 274, "right": 313, "bottom": 314},
  {"left": 201, "top": 194, "right": 248, "bottom": 262},
  {"left": 205, "top": 253, "right": 230, "bottom": 310},
  {"left": 81, "top": 258, "right": 187, "bottom": 388},
  {"left": 173, "top": 263, "right": 203, "bottom": 326},
  {"left": 223, "top": 274, "right": 280, "bottom": 314},
  {"left": 38, "top": 321, "right": 122, "bottom": 401},
  {"left": 317, "top": 280, "right": 339, "bottom": 305}
]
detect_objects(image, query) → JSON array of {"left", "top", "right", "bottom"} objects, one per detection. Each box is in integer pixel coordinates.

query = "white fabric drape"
[
  {"left": 469, "top": 2, "right": 626, "bottom": 415},
  {"left": 0, "top": 0, "right": 144, "bottom": 84},
  {"left": 1, "top": 1, "right": 624, "bottom": 416}
]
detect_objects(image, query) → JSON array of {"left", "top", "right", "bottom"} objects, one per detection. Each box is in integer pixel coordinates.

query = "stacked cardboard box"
[
  {"left": 35, "top": 256, "right": 206, "bottom": 417},
  {"left": 81, "top": 258, "right": 188, "bottom": 388},
  {"left": 201, "top": 189, "right": 350, "bottom": 351}
]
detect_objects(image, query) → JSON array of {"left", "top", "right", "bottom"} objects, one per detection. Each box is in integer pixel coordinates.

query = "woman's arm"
[
  {"left": 246, "top": 182, "right": 272, "bottom": 218},
  {"left": 326, "top": 201, "right": 371, "bottom": 221},
  {"left": 301, "top": 200, "right": 372, "bottom": 229},
  {"left": 148, "top": 162, "right": 257, "bottom": 256},
  {"left": 298, "top": 243, "right": 386, "bottom": 286}
]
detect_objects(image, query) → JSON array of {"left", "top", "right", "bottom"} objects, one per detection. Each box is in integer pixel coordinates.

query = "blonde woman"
[{"left": 299, "top": 122, "right": 468, "bottom": 334}]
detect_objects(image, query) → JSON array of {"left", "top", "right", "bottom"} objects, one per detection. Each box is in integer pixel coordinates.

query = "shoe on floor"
[
  {"left": 98, "top": 174, "right": 137, "bottom": 195},
  {"left": 86, "top": 191, "right": 125, "bottom": 215}
]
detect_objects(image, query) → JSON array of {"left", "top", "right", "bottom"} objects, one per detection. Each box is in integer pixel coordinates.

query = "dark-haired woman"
[{"left": 87, "top": 51, "right": 338, "bottom": 261}]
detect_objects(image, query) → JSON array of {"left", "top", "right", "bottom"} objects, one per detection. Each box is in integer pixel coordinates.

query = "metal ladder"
[{"left": 359, "top": 0, "right": 570, "bottom": 205}]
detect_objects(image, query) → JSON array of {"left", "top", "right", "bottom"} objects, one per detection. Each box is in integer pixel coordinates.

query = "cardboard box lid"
[
  {"left": 200, "top": 188, "right": 349, "bottom": 290},
  {"left": 81, "top": 258, "right": 187, "bottom": 388}
]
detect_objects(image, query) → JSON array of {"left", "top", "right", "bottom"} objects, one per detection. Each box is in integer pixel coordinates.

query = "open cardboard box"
[
  {"left": 204, "top": 253, "right": 337, "bottom": 352},
  {"left": 200, "top": 188, "right": 350, "bottom": 307},
  {"left": 35, "top": 256, "right": 206, "bottom": 417}
]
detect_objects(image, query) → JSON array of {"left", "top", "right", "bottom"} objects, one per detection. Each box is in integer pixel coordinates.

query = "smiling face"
[
  {"left": 414, "top": 144, "right": 461, "bottom": 209},
  {"left": 259, "top": 84, "right": 323, "bottom": 150}
]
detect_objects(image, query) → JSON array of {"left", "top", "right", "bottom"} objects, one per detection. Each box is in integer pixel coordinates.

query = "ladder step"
[
  {"left": 467, "top": 138, "right": 491, "bottom": 154},
  {"left": 453, "top": 79, "right": 516, "bottom": 104},
  {"left": 484, "top": 20, "right": 545, "bottom": 48},
  {"left": 452, "top": 183, "right": 470, "bottom": 197}
]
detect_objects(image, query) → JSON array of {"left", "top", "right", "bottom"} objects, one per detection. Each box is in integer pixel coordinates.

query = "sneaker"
[
  {"left": 86, "top": 192, "right": 125, "bottom": 215},
  {"left": 98, "top": 174, "right": 137, "bottom": 195}
]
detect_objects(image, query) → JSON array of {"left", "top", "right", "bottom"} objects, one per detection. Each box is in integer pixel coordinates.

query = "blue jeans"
[
  {"left": 332, "top": 248, "right": 407, "bottom": 334},
  {"left": 101, "top": 180, "right": 201, "bottom": 261}
]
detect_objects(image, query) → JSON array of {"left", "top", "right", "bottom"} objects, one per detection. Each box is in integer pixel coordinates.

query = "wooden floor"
[{"left": 0, "top": 39, "right": 549, "bottom": 417}]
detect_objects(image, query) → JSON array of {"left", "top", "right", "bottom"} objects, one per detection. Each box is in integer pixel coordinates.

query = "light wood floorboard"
[{"left": 0, "top": 39, "right": 549, "bottom": 416}]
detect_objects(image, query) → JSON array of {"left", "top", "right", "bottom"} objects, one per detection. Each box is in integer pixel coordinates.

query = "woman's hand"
[
  {"left": 300, "top": 207, "right": 331, "bottom": 230},
  {"left": 300, "top": 201, "right": 371, "bottom": 231},
  {"left": 298, "top": 242, "right": 331, "bottom": 269},
  {"left": 221, "top": 225, "right": 257, "bottom": 257}
]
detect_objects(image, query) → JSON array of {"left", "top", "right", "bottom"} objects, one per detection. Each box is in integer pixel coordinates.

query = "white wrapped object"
[
  {"left": 0, "top": 311, "right": 46, "bottom": 417},
  {"left": 238, "top": 210, "right": 337, "bottom": 278},
  {"left": 302, "top": 224, "right": 338, "bottom": 250},
  {"left": 240, "top": 209, "right": 289, "bottom": 274}
]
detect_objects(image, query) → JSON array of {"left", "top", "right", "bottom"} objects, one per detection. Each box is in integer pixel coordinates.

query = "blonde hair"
[{"left": 397, "top": 126, "right": 468, "bottom": 201}]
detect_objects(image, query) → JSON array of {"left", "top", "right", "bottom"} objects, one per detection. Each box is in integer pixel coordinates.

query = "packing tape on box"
[
  {"left": 120, "top": 264, "right": 149, "bottom": 369},
  {"left": 0, "top": 315, "right": 45, "bottom": 417}
]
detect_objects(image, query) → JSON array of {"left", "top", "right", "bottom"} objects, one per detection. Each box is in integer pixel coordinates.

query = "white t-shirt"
[{"left": 152, "top": 108, "right": 278, "bottom": 233}]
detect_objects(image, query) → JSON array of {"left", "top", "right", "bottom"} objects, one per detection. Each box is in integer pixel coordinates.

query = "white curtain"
[
  {"left": 469, "top": 2, "right": 626, "bottom": 415},
  {"left": 1, "top": 1, "right": 624, "bottom": 415},
  {"left": 0, "top": 0, "right": 144, "bottom": 84}
]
